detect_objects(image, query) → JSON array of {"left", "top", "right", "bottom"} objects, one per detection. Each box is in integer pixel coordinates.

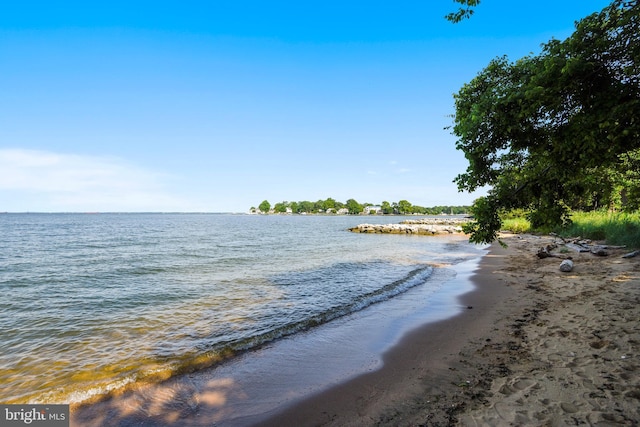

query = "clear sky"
[{"left": 0, "top": 1, "right": 612, "bottom": 212}]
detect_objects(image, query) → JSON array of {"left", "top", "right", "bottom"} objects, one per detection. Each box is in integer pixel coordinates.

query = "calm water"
[{"left": 0, "top": 213, "right": 482, "bottom": 405}]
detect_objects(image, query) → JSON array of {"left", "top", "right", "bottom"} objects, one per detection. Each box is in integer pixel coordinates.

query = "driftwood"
[
  {"left": 537, "top": 244, "right": 572, "bottom": 260},
  {"left": 565, "top": 242, "right": 590, "bottom": 253},
  {"left": 559, "top": 237, "right": 626, "bottom": 257},
  {"left": 539, "top": 234, "right": 635, "bottom": 262},
  {"left": 536, "top": 244, "right": 557, "bottom": 259},
  {"left": 590, "top": 246, "right": 609, "bottom": 256},
  {"left": 622, "top": 250, "right": 640, "bottom": 259}
]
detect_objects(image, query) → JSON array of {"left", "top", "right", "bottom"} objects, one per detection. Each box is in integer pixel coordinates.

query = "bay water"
[{"left": 0, "top": 213, "right": 483, "bottom": 406}]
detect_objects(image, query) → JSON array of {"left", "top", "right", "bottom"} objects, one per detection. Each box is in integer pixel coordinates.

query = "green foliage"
[
  {"left": 258, "top": 200, "right": 271, "bottom": 213},
  {"left": 273, "top": 202, "right": 288, "bottom": 213},
  {"left": 297, "top": 200, "right": 315, "bottom": 213},
  {"left": 462, "top": 196, "right": 503, "bottom": 244},
  {"left": 558, "top": 211, "right": 640, "bottom": 248},
  {"left": 323, "top": 198, "right": 336, "bottom": 211},
  {"left": 501, "top": 217, "right": 531, "bottom": 234},
  {"left": 253, "top": 198, "right": 471, "bottom": 215},
  {"left": 397, "top": 200, "right": 412, "bottom": 215},
  {"left": 345, "top": 198, "right": 363, "bottom": 215},
  {"left": 446, "top": 0, "right": 481, "bottom": 23},
  {"left": 452, "top": 0, "right": 640, "bottom": 243}
]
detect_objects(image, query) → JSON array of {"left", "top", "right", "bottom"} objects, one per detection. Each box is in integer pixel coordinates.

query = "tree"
[
  {"left": 397, "top": 200, "right": 413, "bottom": 215},
  {"left": 452, "top": 0, "right": 640, "bottom": 243},
  {"left": 323, "top": 198, "right": 336, "bottom": 212},
  {"left": 346, "top": 199, "right": 363, "bottom": 215},
  {"left": 259, "top": 200, "right": 271, "bottom": 213},
  {"left": 298, "top": 200, "right": 314, "bottom": 213},
  {"left": 381, "top": 201, "right": 393, "bottom": 214},
  {"left": 274, "top": 201, "right": 288, "bottom": 213}
]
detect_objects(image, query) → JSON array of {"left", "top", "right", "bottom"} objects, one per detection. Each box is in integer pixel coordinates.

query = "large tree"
[
  {"left": 258, "top": 200, "right": 271, "bottom": 213},
  {"left": 452, "top": 0, "right": 640, "bottom": 244},
  {"left": 346, "top": 198, "right": 363, "bottom": 215}
]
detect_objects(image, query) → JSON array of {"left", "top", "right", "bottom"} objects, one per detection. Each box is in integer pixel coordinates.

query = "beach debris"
[
  {"left": 590, "top": 246, "right": 609, "bottom": 256},
  {"left": 537, "top": 244, "right": 572, "bottom": 260},
  {"left": 537, "top": 244, "right": 557, "bottom": 258},
  {"left": 565, "top": 242, "right": 591, "bottom": 253},
  {"left": 559, "top": 259, "right": 574, "bottom": 272},
  {"left": 547, "top": 236, "right": 630, "bottom": 257},
  {"left": 622, "top": 250, "right": 640, "bottom": 259}
]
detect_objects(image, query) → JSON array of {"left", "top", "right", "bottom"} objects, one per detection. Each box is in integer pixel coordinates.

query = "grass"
[
  {"left": 559, "top": 211, "right": 640, "bottom": 248},
  {"left": 499, "top": 210, "right": 640, "bottom": 248},
  {"left": 501, "top": 217, "right": 532, "bottom": 234}
]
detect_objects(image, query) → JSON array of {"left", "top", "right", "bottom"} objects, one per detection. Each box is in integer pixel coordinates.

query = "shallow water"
[{"left": 0, "top": 213, "right": 483, "bottom": 405}]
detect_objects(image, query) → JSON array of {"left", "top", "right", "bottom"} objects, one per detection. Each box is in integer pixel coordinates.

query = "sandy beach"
[
  {"left": 71, "top": 233, "right": 640, "bottom": 426},
  {"left": 258, "top": 234, "right": 640, "bottom": 426}
]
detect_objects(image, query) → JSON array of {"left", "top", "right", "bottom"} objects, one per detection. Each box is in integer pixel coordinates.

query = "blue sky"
[{"left": 1, "top": 1, "right": 611, "bottom": 212}]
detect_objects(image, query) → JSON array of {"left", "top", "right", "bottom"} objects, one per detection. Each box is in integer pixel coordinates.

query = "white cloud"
[{"left": 0, "top": 148, "right": 197, "bottom": 212}]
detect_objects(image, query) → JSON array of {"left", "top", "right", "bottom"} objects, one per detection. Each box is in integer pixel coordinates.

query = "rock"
[
  {"left": 559, "top": 259, "right": 574, "bottom": 272},
  {"left": 347, "top": 223, "right": 464, "bottom": 235}
]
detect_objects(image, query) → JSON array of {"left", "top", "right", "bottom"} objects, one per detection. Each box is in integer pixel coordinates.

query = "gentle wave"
[
  {"left": 37, "top": 264, "right": 436, "bottom": 405},
  {"left": 0, "top": 214, "right": 481, "bottom": 406}
]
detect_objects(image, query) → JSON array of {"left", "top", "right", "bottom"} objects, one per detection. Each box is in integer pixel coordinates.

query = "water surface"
[{"left": 0, "top": 213, "right": 482, "bottom": 404}]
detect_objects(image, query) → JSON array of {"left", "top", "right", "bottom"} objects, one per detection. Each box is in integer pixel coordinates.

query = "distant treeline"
[{"left": 250, "top": 198, "right": 471, "bottom": 215}]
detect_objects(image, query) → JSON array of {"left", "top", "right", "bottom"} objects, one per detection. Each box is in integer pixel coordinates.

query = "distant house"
[
  {"left": 337, "top": 208, "right": 349, "bottom": 215},
  {"left": 364, "top": 205, "right": 382, "bottom": 215}
]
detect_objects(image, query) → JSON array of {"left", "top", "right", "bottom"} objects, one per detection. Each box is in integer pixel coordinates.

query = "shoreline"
[
  {"left": 70, "top": 234, "right": 640, "bottom": 425},
  {"left": 70, "top": 235, "right": 484, "bottom": 426},
  {"left": 258, "top": 234, "right": 640, "bottom": 426},
  {"left": 255, "top": 237, "right": 514, "bottom": 426}
]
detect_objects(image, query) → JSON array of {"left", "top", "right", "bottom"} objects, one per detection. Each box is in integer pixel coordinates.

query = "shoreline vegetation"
[
  {"left": 249, "top": 199, "right": 471, "bottom": 216},
  {"left": 501, "top": 210, "right": 640, "bottom": 248}
]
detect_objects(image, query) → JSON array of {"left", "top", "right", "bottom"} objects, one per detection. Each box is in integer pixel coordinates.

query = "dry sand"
[
  {"left": 258, "top": 234, "right": 640, "bottom": 426},
  {"left": 71, "top": 234, "right": 640, "bottom": 426}
]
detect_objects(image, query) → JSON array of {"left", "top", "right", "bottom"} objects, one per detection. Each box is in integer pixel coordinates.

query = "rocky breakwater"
[{"left": 348, "top": 217, "right": 470, "bottom": 235}]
